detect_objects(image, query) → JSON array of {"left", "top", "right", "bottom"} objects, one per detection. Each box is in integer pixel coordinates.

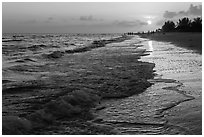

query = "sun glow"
[{"left": 147, "top": 20, "right": 152, "bottom": 25}]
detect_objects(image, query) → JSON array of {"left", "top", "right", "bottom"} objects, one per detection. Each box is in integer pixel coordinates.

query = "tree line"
[{"left": 162, "top": 17, "right": 202, "bottom": 32}]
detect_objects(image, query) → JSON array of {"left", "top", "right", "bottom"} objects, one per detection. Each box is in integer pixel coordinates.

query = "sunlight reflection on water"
[
  {"left": 97, "top": 38, "right": 202, "bottom": 135},
  {"left": 148, "top": 41, "right": 153, "bottom": 52}
]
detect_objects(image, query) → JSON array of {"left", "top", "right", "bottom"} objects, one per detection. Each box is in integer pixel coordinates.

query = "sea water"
[
  {"left": 95, "top": 36, "right": 202, "bottom": 135},
  {"left": 2, "top": 33, "right": 120, "bottom": 88}
]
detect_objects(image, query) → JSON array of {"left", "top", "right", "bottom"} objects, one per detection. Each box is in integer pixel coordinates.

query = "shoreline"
[
  {"left": 3, "top": 36, "right": 155, "bottom": 135},
  {"left": 138, "top": 32, "right": 202, "bottom": 54}
]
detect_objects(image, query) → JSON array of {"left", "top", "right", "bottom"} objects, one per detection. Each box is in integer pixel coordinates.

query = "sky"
[{"left": 2, "top": 2, "right": 202, "bottom": 33}]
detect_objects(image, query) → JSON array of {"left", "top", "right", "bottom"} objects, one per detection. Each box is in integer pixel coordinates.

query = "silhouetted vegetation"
[
  {"left": 162, "top": 21, "right": 176, "bottom": 32},
  {"left": 162, "top": 17, "right": 202, "bottom": 32},
  {"left": 125, "top": 32, "right": 138, "bottom": 35},
  {"left": 191, "top": 17, "right": 202, "bottom": 32},
  {"left": 176, "top": 17, "right": 192, "bottom": 32}
]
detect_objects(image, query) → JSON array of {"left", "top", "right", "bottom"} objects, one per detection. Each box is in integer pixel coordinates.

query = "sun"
[{"left": 147, "top": 20, "right": 152, "bottom": 25}]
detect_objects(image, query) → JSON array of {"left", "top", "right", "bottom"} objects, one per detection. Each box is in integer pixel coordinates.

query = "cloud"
[
  {"left": 22, "top": 19, "right": 37, "bottom": 24},
  {"left": 156, "top": 19, "right": 165, "bottom": 26},
  {"left": 156, "top": 18, "right": 180, "bottom": 27},
  {"left": 163, "top": 11, "right": 177, "bottom": 19},
  {"left": 177, "top": 11, "right": 188, "bottom": 16},
  {"left": 188, "top": 4, "right": 202, "bottom": 15},
  {"left": 48, "top": 17, "right": 53, "bottom": 21},
  {"left": 79, "top": 15, "right": 103, "bottom": 22},
  {"left": 45, "top": 17, "right": 54, "bottom": 23},
  {"left": 163, "top": 4, "right": 202, "bottom": 19},
  {"left": 80, "top": 15, "right": 94, "bottom": 21},
  {"left": 113, "top": 20, "right": 148, "bottom": 27},
  {"left": 144, "top": 16, "right": 157, "bottom": 19}
]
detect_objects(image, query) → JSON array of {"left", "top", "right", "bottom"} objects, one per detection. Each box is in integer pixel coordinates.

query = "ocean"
[
  {"left": 2, "top": 33, "right": 202, "bottom": 135},
  {"left": 2, "top": 33, "right": 121, "bottom": 88}
]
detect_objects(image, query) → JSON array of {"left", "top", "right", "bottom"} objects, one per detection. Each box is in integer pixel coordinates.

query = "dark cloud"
[
  {"left": 113, "top": 20, "right": 148, "bottom": 27},
  {"left": 163, "top": 4, "right": 202, "bottom": 19}
]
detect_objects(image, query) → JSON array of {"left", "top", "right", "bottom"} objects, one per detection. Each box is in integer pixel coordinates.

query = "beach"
[
  {"left": 2, "top": 33, "right": 202, "bottom": 135},
  {"left": 3, "top": 2, "right": 202, "bottom": 135},
  {"left": 138, "top": 35, "right": 202, "bottom": 134},
  {"left": 139, "top": 32, "right": 202, "bottom": 54},
  {"left": 92, "top": 35, "right": 201, "bottom": 135}
]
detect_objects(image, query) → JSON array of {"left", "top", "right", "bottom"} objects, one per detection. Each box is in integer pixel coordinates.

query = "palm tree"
[
  {"left": 162, "top": 21, "right": 175, "bottom": 32},
  {"left": 191, "top": 17, "right": 202, "bottom": 32},
  {"left": 176, "top": 17, "right": 191, "bottom": 32}
]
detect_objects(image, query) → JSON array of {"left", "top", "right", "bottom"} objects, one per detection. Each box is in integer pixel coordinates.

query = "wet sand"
[
  {"left": 139, "top": 32, "right": 202, "bottom": 54},
  {"left": 94, "top": 37, "right": 202, "bottom": 135},
  {"left": 2, "top": 36, "right": 155, "bottom": 134}
]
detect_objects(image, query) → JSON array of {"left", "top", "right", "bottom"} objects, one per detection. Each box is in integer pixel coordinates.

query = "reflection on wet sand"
[
  {"left": 95, "top": 38, "right": 202, "bottom": 135},
  {"left": 148, "top": 41, "right": 153, "bottom": 52}
]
